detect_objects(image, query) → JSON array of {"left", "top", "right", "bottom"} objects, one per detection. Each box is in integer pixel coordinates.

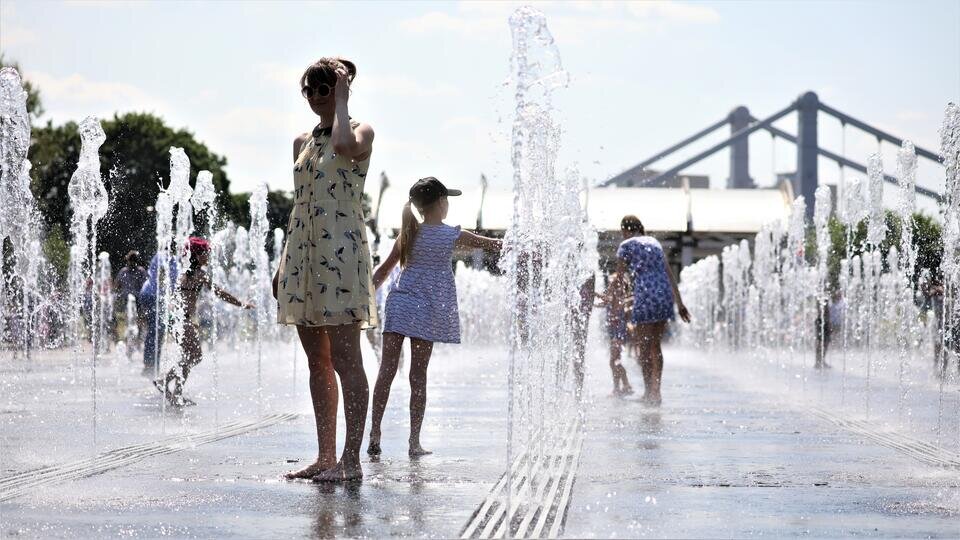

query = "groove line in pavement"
[
  {"left": 810, "top": 408, "right": 960, "bottom": 468},
  {"left": 0, "top": 412, "right": 298, "bottom": 502}
]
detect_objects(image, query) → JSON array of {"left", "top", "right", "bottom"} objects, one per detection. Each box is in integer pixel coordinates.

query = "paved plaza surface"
[{"left": 1, "top": 334, "right": 959, "bottom": 538}]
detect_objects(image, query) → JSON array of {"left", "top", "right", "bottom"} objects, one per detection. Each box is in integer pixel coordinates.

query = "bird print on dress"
[{"left": 277, "top": 120, "right": 378, "bottom": 328}]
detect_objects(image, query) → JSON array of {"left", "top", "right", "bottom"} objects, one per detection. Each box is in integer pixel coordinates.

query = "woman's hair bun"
[{"left": 300, "top": 57, "right": 358, "bottom": 88}]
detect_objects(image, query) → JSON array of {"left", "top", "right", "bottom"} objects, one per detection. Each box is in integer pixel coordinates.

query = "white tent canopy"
[{"left": 374, "top": 185, "right": 793, "bottom": 235}]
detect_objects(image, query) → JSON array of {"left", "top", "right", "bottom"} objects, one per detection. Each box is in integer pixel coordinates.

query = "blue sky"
[{"left": 2, "top": 0, "right": 958, "bottom": 215}]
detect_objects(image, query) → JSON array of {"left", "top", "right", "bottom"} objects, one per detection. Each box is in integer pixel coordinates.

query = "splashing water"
[
  {"left": 938, "top": 103, "right": 960, "bottom": 443},
  {"left": 65, "top": 116, "right": 109, "bottom": 449},
  {"left": 192, "top": 170, "right": 221, "bottom": 420},
  {"left": 248, "top": 183, "right": 271, "bottom": 412},
  {"left": 498, "top": 6, "right": 595, "bottom": 531},
  {"left": 0, "top": 68, "right": 48, "bottom": 357},
  {"left": 677, "top": 105, "right": 960, "bottom": 453}
]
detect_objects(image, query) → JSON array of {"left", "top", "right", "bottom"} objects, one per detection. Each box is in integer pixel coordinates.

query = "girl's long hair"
[{"left": 398, "top": 201, "right": 420, "bottom": 267}]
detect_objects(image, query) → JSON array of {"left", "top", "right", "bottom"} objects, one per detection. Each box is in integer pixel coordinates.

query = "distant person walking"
[
  {"left": 616, "top": 215, "right": 690, "bottom": 406},
  {"left": 274, "top": 57, "right": 377, "bottom": 482},
  {"left": 115, "top": 250, "right": 148, "bottom": 344},
  {"left": 139, "top": 249, "right": 178, "bottom": 376},
  {"left": 367, "top": 177, "right": 501, "bottom": 458}
]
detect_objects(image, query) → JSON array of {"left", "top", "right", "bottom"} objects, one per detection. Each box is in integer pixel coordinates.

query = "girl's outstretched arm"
[
  {"left": 372, "top": 241, "right": 400, "bottom": 290},
  {"left": 212, "top": 282, "right": 252, "bottom": 309},
  {"left": 457, "top": 230, "right": 502, "bottom": 251}
]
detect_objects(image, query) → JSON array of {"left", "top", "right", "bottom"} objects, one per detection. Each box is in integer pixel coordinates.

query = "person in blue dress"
[
  {"left": 139, "top": 249, "right": 178, "bottom": 376},
  {"left": 616, "top": 215, "right": 690, "bottom": 406},
  {"left": 367, "top": 177, "right": 502, "bottom": 457}
]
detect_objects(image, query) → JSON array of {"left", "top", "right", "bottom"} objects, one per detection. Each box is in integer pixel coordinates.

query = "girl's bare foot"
[
  {"left": 284, "top": 459, "right": 334, "bottom": 480},
  {"left": 408, "top": 443, "right": 432, "bottom": 457},
  {"left": 312, "top": 459, "right": 363, "bottom": 482}
]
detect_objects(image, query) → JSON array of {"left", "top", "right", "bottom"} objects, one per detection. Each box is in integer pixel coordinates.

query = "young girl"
[
  {"left": 155, "top": 237, "right": 252, "bottom": 407},
  {"left": 368, "top": 177, "right": 501, "bottom": 457},
  {"left": 598, "top": 269, "right": 633, "bottom": 396}
]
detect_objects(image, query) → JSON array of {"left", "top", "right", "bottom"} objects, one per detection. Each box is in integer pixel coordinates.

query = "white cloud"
[
  {"left": 27, "top": 71, "right": 172, "bottom": 123},
  {"left": 0, "top": 26, "right": 36, "bottom": 47},
  {"left": 258, "top": 63, "right": 303, "bottom": 88},
  {"left": 398, "top": 1, "right": 720, "bottom": 44},
  {"left": 626, "top": 1, "right": 721, "bottom": 24},
  {"left": 397, "top": 11, "right": 501, "bottom": 39},
  {"left": 207, "top": 107, "right": 301, "bottom": 140},
  {"left": 363, "top": 75, "right": 462, "bottom": 98},
  {"left": 63, "top": 0, "right": 149, "bottom": 8},
  {"left": 895, "top": 110, "right": 929, "bottom": 123},
  {"left": 0, "top": 1, "right": 35, "bottom": 47}
]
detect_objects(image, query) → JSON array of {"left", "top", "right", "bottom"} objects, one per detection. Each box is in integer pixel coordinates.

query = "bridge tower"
[
  {"left": 796, "top": 91, "right": 819, "bottom": 218},
  {"left": 727, "top": 106, "right": 754, "bottom": 188}
]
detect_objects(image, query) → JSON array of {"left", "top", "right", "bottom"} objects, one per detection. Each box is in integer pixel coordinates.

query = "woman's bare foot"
[
  {"left": 367, "top": 433, "right": 382, "bottom": 456},
  {"left": 622, "top": 384, "right": 635, "bottom": 396},
  {"left": 312, "top": 459, "right": 363, "bottom": 483},
  {"left": 408, "top": 443, "right": 432, "bottom": 458},
  {"left": 284, "top": 458, "right": 335, "bottom": 480},
  {"left": 642, "top": 393, "right": 662, "bottom": 407}
]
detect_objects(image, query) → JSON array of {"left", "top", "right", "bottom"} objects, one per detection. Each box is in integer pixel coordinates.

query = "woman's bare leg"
[
  {"left": 408, "top": 338, "right": 434, "bottom": 457},
  {"left": 286, "top": 326, "right": 337, "bottom": 479},
  {"left": 315, "top": 323, "right": 367, "bottom": 482},
  {"left": 634, "top": 326, "right": 654, "bottom": 398},
  {"left": 368, "top": 332, "right": 404, "bottom": 455},
  {"left": 639, "top": 322, "right": 667, "bottom": 405}
]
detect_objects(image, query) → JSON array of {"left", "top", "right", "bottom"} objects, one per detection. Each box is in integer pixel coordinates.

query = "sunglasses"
[{"left": 301, "top": 83, "right": 332, "bottom": 99}]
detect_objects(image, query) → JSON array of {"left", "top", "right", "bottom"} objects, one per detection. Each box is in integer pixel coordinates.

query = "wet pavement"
[{"left": 1, "top": 333, "right": 959, "bottom": 538}]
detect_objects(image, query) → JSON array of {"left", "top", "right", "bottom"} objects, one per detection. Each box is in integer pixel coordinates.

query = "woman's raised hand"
[{"left": 334, "top": 65, "right": 351, "bottom": 102}]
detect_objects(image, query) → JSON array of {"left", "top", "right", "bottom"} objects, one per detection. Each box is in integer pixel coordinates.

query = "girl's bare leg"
[
  {"left": 611, "top": 339, "right": 633, "bottom": 395},
  {"left": 609, "top": 340, "right": 623, "bottom": 394},
  {"left": 286, "top": 326, "right": 337, "bottom": 479},
  {"left": 368, "top": 332, "right": 405, "bottom": 455},
  {"left": 315, "top": 323, "right": 368, "bottom": 482},
  {"left": 408, "top": 338, "right": 434, "bottom": 457}
]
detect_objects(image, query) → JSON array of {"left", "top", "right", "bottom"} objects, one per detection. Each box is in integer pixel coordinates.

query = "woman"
[
  {"left": 616, "top": 215, "right": 690, "bottom": 406},
  {"left": 273, "top": 57, "right": 378, "bottom": 482}
]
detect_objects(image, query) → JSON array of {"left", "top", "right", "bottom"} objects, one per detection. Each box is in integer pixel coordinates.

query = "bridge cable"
[
  {"left": 840, "top": 120, "right": 847, "bottom": 211},
  {"left": 770, "top": 131, "right": 777, "bottom": 186}
]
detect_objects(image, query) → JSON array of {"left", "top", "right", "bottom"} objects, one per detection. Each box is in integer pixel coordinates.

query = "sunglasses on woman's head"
[{"left": 301, "top": 83, "right": 332, "bottom": 99}]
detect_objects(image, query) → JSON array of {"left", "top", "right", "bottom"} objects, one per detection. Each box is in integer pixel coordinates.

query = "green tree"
[
  {"left": 29, "top": 112, "right": 244, "bottom": 273},
  {"left": 0, "top": 53, "right": 44, "bottom": 120},
  {"left": 813, "top": 211, "right": 942, "bottom": 290}
]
